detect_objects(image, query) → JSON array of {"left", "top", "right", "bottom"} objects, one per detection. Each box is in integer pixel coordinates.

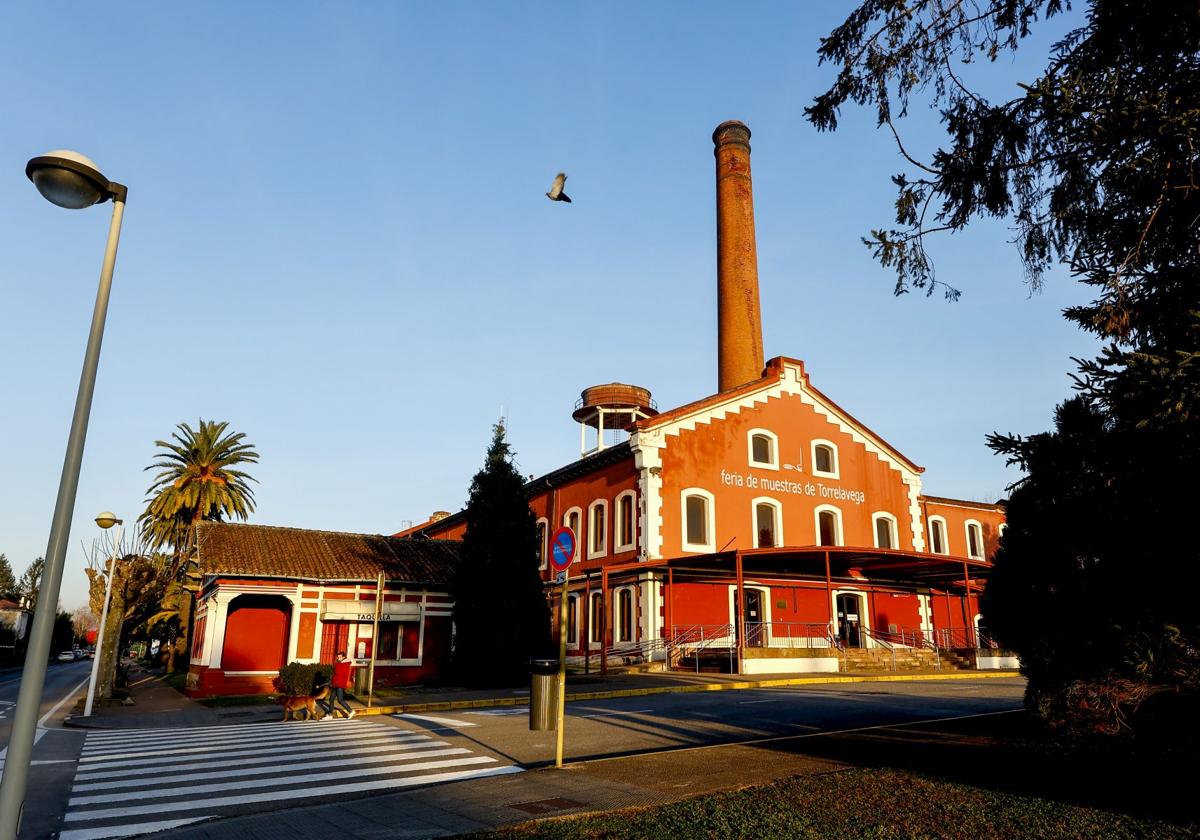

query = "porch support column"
[
  {"left": 285, "top": 587, "right": 302, "bottom": 663},
  {"left": 208, "top": 593, "right": 234, "bottom": 670},
  {"left": 943, "top": 588, "right": 954, "bottom": 646},
  {"left": 600, "top": 567, "right": 609, "bottom": 675},
  {"left": 963, "top": 561, "right": 974, "bottom": 647},
  {"left": 666, "top": 567, "right": 674, "bottom": 642},
  {"left": 824, "top": 551, "right": 833, "bottom": 631},
  {"left": 583, "top": 574, "right": 591, "bottom": 675},
  {"left": 735, "top": 552, "right": 745, "bottom": 675}
]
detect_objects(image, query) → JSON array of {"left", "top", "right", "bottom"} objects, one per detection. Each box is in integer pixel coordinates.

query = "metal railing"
[
  {"left": 668, "top": 624, "right": 735, "bottom": 673},
  {"left": 857, "top": 627, "right": 897, "bottom": 671},
  {"left": 742, "top": 621, "right": 840, "bottom": 649}
]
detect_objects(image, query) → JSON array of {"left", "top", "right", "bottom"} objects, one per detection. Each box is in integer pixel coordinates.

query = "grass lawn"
[{"left": 470, "top": 767, "right": 1196, "bottom": 840}]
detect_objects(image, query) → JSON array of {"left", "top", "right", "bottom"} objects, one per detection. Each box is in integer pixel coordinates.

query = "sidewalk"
[{"left": 63, "top": 663, "right": 1020, "bottom": 730}]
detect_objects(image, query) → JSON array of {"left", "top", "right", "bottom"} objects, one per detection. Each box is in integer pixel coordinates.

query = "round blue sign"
[{"left": 549, "top": 526, "right": 575, "bottom": 571}]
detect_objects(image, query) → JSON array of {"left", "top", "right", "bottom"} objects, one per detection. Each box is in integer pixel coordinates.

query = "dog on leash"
[{"left": 279, "top": 684, "right": 331, "bottom": 721}]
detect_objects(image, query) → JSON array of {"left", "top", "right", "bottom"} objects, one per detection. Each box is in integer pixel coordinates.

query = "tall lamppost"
[
  {"left": 0, "top": 152, "right": 127, "bottom": 839},
  {"left": 83, "top": 513, "right": 124, "bottom": 718}
]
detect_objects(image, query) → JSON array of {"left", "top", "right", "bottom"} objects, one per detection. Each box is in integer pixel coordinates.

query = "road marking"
[
  {"left": 464, "top": 707, "right": 529, "bottom": 716},
  {"left": 40, "top": 675, "right": 91, "bottom": 727},
  {"left": 395, "top": 713, "right": 478, "bottom": 728},
  {"left": 576, "top": 709, "right": 654, "bottom": 718},
  {"left": 74, "top": 738, "right": 445, "bottom": 781},
  {"left": 64, "top": 765, "right": 523, "bottom": 822},
  {"left": 59, "top": 816, "right": 213, "bottom": 840},
  {"left": 738, "top": 699, "right": 781, "bottom": 704},
  {"left": 62, "top": 718, "right": 523, "bottom": 837}
]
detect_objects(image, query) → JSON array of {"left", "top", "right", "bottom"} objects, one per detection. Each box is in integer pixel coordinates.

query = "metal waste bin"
[
  {"left": 353, "top": 662, "right": 369, "bottom": 697},
  {"left": 529, "top": 658, "right": 558, "bottom": 731}
]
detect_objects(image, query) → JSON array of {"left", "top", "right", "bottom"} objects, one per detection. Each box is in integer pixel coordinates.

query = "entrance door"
[
  {"left": 319, "top": 621, "right": 350, "bottom": 663},
  {"left": 836, "top": 593, "right": 864, "bottom": 648},
  {"left": 741, "top": 589, "right": 765, "bottom": 647}
]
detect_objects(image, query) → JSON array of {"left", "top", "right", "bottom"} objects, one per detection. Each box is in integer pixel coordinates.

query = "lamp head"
[
  {"left": 95, "top": 512, "right": 122, "bottom": 530},
  {"left": 26, "top": 150, "right": 115, "bottom": 209}
]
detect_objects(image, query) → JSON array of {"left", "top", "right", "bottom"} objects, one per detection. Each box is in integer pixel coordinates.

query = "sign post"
[
  {"left": 548, "top": 526, "right": 575, "bottom": 768},
  {"left": 367, "top": 572, "right": 383, "bottom": 708}
]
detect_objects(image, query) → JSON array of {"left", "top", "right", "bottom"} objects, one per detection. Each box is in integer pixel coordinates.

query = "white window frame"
[
  {"left": 562, "top": 507, "right": 582, "bottom": 563},
  {"left": 536, "top": 517, "right": 549, "bottom": 570},
  {"left": 871, "top": 512, "right": 898, "bottom": 550},
  {"left": 726, "top": 584, "right": 774, "bottom": 629},
  {"left": 928, "top": 515, "right": 949, "bottom": 555},
  {"left": 811, "top": 439, "right": 840, "bottom": 479},
  {"left": 965, "top": 519, "right": 985, "bottom": 560},
  {"left": 587, "top": 499, "right": 608, "bottom": 559},
  {"left": 751, "top": 497, "right": 784, "bottom": 549},
  {"left": 814, "top": 504, "right": 844, "bottom": 547},
  {"left": 614, "top": 490, "right": 636, "bottom": 553},
  {"left": 614, "top": 585, "right": 636, "bottom": 644},
  {"left": 680, "top": 488, "right": 716, "bottom": 553},
  {"left": 747, "top": 428, "right": 779, "bottom": 471}
]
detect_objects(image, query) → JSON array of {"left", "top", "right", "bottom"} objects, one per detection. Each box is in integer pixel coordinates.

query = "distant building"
[
  {"left": 0, "top": 598, "right": 31, "bottom": 663},
  {"left": 185, "top": 523, "right": 459, "bottom": 697}
]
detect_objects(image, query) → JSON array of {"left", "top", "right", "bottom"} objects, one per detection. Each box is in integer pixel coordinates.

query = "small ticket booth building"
[{"left": 186, "top": 522, "right": 459, "bottom": 697}]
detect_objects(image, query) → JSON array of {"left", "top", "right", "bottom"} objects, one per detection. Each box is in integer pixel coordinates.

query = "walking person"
[{"left": 321, "top": 652, "right": 356, "bottom": 719}]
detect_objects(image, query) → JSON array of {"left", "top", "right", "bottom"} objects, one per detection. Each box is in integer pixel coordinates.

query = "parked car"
[{"left": 56, "top": 651, "right": 75, "bottom": 662}]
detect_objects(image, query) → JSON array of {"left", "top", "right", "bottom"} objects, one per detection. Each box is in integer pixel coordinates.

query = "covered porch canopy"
[{"left": 589, "top": 546, "right": 992, "bottom": 674}]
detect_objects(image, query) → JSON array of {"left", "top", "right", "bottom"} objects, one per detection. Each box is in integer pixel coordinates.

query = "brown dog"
[{"left": 280, "top": 685, "right": 331, "bottom": 721}]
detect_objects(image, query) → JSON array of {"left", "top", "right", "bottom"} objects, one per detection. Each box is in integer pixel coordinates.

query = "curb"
[{"left": 357, "top": 670, "right": 1023, "bottom": 717}]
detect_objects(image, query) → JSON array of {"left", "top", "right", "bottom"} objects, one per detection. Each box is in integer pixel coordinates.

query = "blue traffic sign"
[{"left": 549, "top": 526, "right": 575, "bottom": 571}]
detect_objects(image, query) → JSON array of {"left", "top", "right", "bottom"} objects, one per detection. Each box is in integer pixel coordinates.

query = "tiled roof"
[{"left": 196, "top": 522, "right": 459, "bottom": 585}]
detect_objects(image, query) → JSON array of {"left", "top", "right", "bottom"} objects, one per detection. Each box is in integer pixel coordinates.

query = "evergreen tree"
[
  {"left": 451, "top": 422, "right": 551, "bottom": 687},
  {"left": 18, "top": 557, "right": 45, "bottom": 610},
  {"left": 809, "top": 0, "right": 1200, "bottom": 742},
  {"left": 0, "top": 554, "right": 17, "bottom": 601}
]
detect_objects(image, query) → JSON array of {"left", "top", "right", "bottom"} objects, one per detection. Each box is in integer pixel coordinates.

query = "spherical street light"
[
  {"left": 25, "top": 150, "right": 118, "bottom": 210},
  {"left": 95, "top": 511, "right": 122, "bottom": 530}
]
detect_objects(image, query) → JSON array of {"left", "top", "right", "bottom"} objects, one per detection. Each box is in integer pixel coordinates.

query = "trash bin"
[
  {"left": 529, "top": 658, "right": 558, "bottom": 731},
  {"left": 353, "top": 662, "right": 369, "bottom": 697}
]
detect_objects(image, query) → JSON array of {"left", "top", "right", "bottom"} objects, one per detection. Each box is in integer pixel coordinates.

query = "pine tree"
[
  {"left": 0, "top": 554, "right": 17, "bottom": 601},
  {"left": 451, "top": 423, "right": 552, "bottom": 687},
  {"left": 18, "top": 557, "right": 45, "bottom": 610}
]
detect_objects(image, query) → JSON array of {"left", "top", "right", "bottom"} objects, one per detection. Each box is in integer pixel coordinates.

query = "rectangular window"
[
  {"left": 536, "top": 521, "right": 547, "bottom": 567},
  {"left": 567, "top": 596, "right": 578, "bottom": 646},
  {"left": 818, "top": 511, "right": 838, "bottom": 546},
  {"left": 400, "top": 622, "right": 421, "bottom": 659},
  {"left": 685, "top": 495, "right": 708, "bottom": 546},
  {"left": 619, "top": 495, "right": 634, "bottom": 547},
  {"left": 589, "top": 593, "right": 604, "bottom": 643},
  {"left": 875, "top": 518, "right": 894, "bottom": 549},
  {"left": 751, "top": 435, "right": 772, "bottom": 464},
  {"left": 968, "top": 524, "right": 983, "bottom": 558},
  {"left": 618, "top": 589, "right": 633, "bottom": 643},
  {"left": 815, "top": 446, "right": 834, "bottom": 474},
  {"left": 591, "top": 504, "right": 606, "bottom": 554},
  {"left": 756, "top": 503, "right": 776, "bottom": 548},
  {"left": 376, "top": 622, "right": 400, "bottom": 659},
  {"left": 566, "top": 511, "right": 581, "bottom": 560},
  {"left": 931, "top": 521, "right": 946, "bottom": 554}
]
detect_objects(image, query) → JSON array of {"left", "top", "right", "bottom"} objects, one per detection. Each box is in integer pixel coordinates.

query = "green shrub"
[{"left": 274, "top": 662, "right": 332, "bottom": 696}]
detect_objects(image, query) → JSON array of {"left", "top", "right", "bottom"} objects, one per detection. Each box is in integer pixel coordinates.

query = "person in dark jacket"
[{"left": 320, "top": 652, "right": 356, "bottom": 719}]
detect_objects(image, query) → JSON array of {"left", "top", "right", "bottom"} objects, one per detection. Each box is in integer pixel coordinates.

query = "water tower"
[{"left": 573, "top": 383, "right": 658, "bottom": 456}]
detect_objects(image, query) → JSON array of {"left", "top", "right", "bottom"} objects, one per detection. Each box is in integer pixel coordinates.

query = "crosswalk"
[{"left": 60, "top": 717, "right": 522, "bottom": 839}]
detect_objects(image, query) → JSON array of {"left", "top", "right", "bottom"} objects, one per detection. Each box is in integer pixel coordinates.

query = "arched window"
[
  {"left": 536, "top": 517, "right": 549, "bottom": 569},
  {"left": 928, "top": 516, "right": 948, "bottom": 555},
  {"left": 872, "top": 513, "right": 898, "bottom": 549},
  {"left": 747, "top": 428, "right": 779, "bottom": 470},
  {"left": 752, "top": 498, "right": 783, "bottom": 548},
  {"left": 965, "top": 520, "right": 984, "bottom": 560},
  {"left": 811, "top": 440, "right": 840, "bottom": 479},
  {"left": 815, "top": 505, "right": 843, "bottom": 546},
  {"left": 589, "top": 592, "right": 604, "bottom": 645},
  {"left": 588, "top": 500, "right": 608, "bottom": 559},
  {"left": 681, "top": 489, "right": 715, "bottom": 552},
  {"left": 566, "top": 594, "right": 579, "bottom": 646},
  {"left": 614, "top": 490, "right": 636, "bottom": 552},
  {"left": 562, "top": 507, "right": 582, "bottom": 562},
  {"left": 615, "top": 587, "right": 635, "bottom": 643}
]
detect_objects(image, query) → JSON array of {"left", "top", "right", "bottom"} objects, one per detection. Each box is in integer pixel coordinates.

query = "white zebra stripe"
[
  {"left": 72, "top": 745, "right": 470, "bottom": 792},
  {"left": 69, "top": 755, "right": 497, "bottom": 807},
  {"left": 80, "top": 720, "right": 395, "bottom": 752},
  {"left": 57, "top": 815, "right": 213, "bottom": 840},
  {"left": 64, "top": 764, "right": 523, "bottom": 822},
  {"left": 74, "top": 738, "right": 445, "bottom": 783},
  {"left": 79, "top": 728, "right": 409, "bottom": 764}
]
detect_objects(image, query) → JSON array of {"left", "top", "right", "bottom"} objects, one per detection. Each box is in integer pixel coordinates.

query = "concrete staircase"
[{"left": 840, "top": 647, "right": 941, "bottom": 672}]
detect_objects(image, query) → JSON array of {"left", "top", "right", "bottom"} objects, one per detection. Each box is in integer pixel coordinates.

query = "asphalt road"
[{"left": 0, "top": 658, "right": 93, "bottom": 839}]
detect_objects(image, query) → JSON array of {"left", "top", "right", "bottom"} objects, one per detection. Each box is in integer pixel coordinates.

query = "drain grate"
[{"left": 510, "top": 797, "right": 586, "bottom": 815}]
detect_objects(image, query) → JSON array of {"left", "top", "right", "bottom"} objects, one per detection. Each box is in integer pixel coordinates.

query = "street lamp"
[
  {"left": 0, "top": 152, "right": 128, "bottom": 840},
  {"left": 83, "top": 513, "right": 123, "bottom": 718}
]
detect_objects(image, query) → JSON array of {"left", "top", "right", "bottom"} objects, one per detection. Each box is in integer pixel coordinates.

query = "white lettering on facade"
[{"left": 718, "top": 469, "right": 866, "bottom": 505}]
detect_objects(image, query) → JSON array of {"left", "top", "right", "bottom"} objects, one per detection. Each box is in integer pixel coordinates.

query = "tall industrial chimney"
[{"left": 713, "top": 120, "right": 765, "bottom": 392}]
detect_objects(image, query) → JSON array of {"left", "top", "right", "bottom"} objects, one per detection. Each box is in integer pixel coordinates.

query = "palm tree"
[{"left": 140, "top": 419, "right": 259, "bottom": 670}]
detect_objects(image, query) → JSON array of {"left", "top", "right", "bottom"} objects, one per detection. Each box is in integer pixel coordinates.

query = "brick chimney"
[{"left": 713, "top": 120, "right": 765, "bottom": 392}]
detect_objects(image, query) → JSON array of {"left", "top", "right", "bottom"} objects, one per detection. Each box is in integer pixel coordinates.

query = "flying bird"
[{"left": 546, "top": 172, "right": 571, "bottom": 203}]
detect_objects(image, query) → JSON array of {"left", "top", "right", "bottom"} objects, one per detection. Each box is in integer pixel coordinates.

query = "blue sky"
[{"left": 0, "top": 3, "right": 1093, "bottom": 611}]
